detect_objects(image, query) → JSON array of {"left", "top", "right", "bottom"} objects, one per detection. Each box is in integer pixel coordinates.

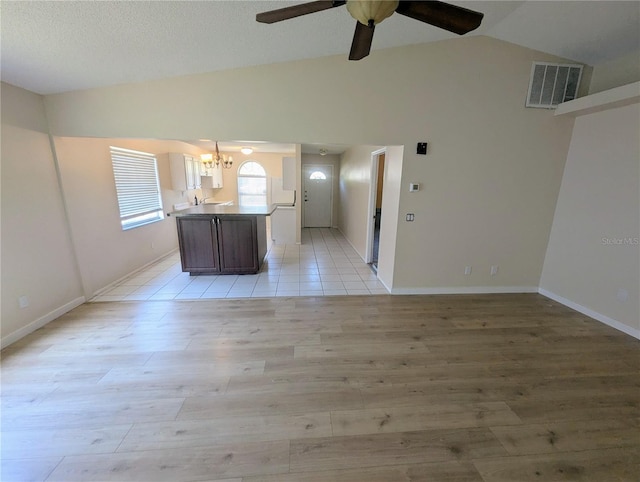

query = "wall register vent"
[{"left": 526, "top": 62, "right": 583, "bottom": 109}]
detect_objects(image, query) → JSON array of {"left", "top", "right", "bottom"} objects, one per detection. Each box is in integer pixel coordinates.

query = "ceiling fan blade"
[
  {"left": 395, "top": 0, "right": 483, "bottom": 35},
  {"left": 349, "top": 21, "right": 375, "bottom": 61},
  {"left": 256, "top": 1, "right": 346, "bottom": 24}
]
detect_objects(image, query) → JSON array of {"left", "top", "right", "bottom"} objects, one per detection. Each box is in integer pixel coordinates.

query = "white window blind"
[{"left": 110, "top": 146, "right": 164, "bottom": 230}]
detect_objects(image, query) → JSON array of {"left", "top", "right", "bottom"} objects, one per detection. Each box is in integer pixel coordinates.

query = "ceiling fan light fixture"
[
  {"left": 241, "top": 147, "right": 253, "bottom": 155},
  {"left": 346, "top": 0, "right": 398, "bottom": 26}
]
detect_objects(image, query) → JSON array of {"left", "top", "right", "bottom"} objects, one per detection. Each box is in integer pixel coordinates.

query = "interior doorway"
[
  {"left": 303, "top": 164, "right": 333, "bottom": 228},
  {"left": 368, "top": 150, "right": 385, "bottom": 271}
]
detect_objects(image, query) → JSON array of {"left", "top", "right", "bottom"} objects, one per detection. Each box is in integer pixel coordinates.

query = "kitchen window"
[
  {"left": 237, "top": 161, "right": 267, "bottom": 206},
  {"left": 110, "top": 146, "right": 164, "bottom": 230}
]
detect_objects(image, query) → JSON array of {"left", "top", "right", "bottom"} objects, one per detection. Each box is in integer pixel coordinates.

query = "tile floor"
[{"left": 91, "top": 228, "right": 388, "bottom": 302}]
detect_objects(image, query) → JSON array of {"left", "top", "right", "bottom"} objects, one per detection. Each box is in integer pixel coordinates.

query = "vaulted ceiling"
[{"left": 2, "top": 1, "right": 638, "bottom": 95}]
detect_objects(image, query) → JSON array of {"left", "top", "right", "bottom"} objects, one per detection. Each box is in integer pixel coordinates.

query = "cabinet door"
[
  {"left": 212, "top": 164, "right": 223, "bottom": 188},
  {"left": 176, "top": 217, "right": 220, "bottom": 273},
  {"left": 193, "top": 157, "right": 202, "bottom": 189},
  {"left": 184, "top": 156, "right": 198, "bottom": 190},
  {"left": 169, "top": 153, "right": 188, "bottom": 191},
  {"left": 217, "top": 216, "right": 258, "bottom": 274}
]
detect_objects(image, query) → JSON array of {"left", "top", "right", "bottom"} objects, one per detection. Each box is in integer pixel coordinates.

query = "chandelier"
[{"left": 202, "top": 141, "right": 233, "bottom": 170}]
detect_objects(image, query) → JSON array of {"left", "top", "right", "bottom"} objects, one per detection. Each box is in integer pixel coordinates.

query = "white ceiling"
[
  {"left": 1, "top": 1, "right": 638, "bottom": 96},
  {"left": 2, "top": 1, "right": 637, "bottom": 156}
]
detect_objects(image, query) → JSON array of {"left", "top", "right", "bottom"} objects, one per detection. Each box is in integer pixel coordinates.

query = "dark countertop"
[{"left": 171, "top": 204, "right": 277, "bottom": 217}]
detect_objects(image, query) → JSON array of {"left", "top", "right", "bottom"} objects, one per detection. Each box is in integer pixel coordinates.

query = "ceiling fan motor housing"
[{"left": 346, "top": 0, "right": 399, "bottom": 26}]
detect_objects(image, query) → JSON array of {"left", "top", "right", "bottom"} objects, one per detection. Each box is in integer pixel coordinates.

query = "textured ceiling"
[{"left": 2, "top": 1, "right": 638, "bottom": 96}]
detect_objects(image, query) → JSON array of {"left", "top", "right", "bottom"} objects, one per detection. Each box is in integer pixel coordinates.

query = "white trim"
[
  {"left": 377, "top": 276, "right": 392, "bottom": 294},
  {"left": 391, "top": 286, "right": 539, "bottom": 295},
  {"left": 539, "top": 288, "right": 640, "bottom": 340},
  {"left": 336, "top": 226, "right": 367, "bottom": 263},
  {"left": 555, "top": 81, "right": 640, "bottom": 117},
  {"left": 366, "top": 148, "right": 386, "bottom": 264},
  {"left": 1, "top": 296, "right": 86, "bottom": 349},
  {"left": 91, "top": 249, "right": 178, "bottom": 298}
]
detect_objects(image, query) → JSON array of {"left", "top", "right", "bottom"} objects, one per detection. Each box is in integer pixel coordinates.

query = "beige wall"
[
  {"left": 589, "top": 50, "right": 640, "bottom": 94},
  {"left": 336, "top": 145, "right": 403, "bottom": 290},
  {"left": 1, "top": 83, "right": 84, "bottom": 346},
  {"left": 53, "top": 137, "right": 205, "bottom": 296},
  {"left": 337, "top": 145, "right": 382, "bottom": 258},
  {"left": 41, "top": 37, "right": 580, "bottom": 293},
  {"left": 204, "top": 151, "right": 292, "bottom": 206},
  {"left": 540, "top": 103, "right": 640, "bottom": 336}
]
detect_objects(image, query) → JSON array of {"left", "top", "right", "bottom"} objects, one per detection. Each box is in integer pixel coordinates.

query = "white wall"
[
  {"left": 540, "top": 103, "right": 640, "bottom": 337},
  {"left": 1, "top": 83, "right": 84, "bottom": 347},
  {"left": 42, "top": 37, "right": 579, "bottom": 294}
]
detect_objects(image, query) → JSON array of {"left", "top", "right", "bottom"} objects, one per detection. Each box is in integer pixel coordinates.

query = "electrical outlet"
[
  {"left": 464, "top": 266, "right": 472, "bottom": 275},
  {"left": 490, "top": 265, "right": 499, "bottom": 275},
  {"left": 18, "top": 295, "right": 29, "bottom": 308},
  {"left": 617, "top": 288, "right": 629, "bottom": 302}
]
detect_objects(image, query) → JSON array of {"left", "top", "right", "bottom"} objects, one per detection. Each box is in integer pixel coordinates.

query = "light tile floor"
[{"left": 91, "top": 228, "right": 388, "bottom": 302}]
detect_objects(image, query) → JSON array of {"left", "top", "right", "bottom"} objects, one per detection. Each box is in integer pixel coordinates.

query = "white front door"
[{"left": 303, "top": 164, "right": 332, "bottom": 227}]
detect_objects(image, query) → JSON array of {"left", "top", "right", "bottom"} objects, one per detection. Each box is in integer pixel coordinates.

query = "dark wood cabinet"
[{"left": 176, "top": 215, "right": 267, "bottom": 275}]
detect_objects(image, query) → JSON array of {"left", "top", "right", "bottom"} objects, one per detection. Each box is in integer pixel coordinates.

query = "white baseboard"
[
  {"left": 1, "top": 296, "right": 86, "bottom": 349},
  {"left": 335, "top": 227, "right": 367, "bottom": 263},
  {"left": 539, "top": 288, "right": 640, "bottom": 340},
  {"left": 391, "top": 286, "right": 539, "bottom": 295},
  {"left": 91, "top": 249, "right": 178, "bottom": 297}
]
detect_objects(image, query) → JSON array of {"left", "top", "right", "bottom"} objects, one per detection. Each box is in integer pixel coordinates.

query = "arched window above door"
[{"left": 309, "top": 171, "right": 327, "bottom": 180}]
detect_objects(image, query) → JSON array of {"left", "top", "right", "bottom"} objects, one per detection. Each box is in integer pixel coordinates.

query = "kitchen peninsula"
[{"left": 172, "top": 204, "right": 276, "bottom": 275}]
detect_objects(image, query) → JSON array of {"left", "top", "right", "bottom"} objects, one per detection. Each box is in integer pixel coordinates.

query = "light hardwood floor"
[{"left": 1, "top": 294, "right": 638, "bottom": 481}]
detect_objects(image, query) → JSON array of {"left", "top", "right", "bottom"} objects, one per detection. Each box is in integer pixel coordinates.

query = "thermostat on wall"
[{"left": 409, "top": 183, "right": 420, "bottom": 192}]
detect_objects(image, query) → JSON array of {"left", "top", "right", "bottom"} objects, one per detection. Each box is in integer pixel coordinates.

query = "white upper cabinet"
[
  {"left": 201, "top": 163, "right": 224, "bottom": 189},
  {"left": 170, "top": 153, "right": 201, "bottom": 191}
]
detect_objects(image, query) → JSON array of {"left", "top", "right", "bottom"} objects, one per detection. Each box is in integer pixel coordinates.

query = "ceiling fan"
[{"left": 256, "top": 0, "right": 484, "bottom": 60}]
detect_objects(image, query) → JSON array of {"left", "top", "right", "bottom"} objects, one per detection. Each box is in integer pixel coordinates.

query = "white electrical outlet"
[
  {"left": 464, "top": 266, "right": 472, "bottom": 275},
  {"left": 490, "top": 265, "right": 499, "bottom": 275},
  {"left": 617, "top": 289, "right": 629, "bottom": 302},
  {"left": 18, "top": 295, "right": 29, "bottom": 308}
]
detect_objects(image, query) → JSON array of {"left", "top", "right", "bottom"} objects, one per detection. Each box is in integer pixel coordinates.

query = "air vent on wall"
[{"left": 526, "top": 62, "right": 583, "bottom": 109}]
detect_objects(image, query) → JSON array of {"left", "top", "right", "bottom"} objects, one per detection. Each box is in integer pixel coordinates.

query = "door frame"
[
  {"left": 365, "top": 148, "right": 387, "bottom": 264},
  {"left": 302, "top": 163, "right": 334, "bottom": 228}
]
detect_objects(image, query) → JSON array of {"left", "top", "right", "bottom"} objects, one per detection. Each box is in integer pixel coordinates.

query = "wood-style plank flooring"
[{"left": 1, "top": 294, "right": 638, "bottom": 481}]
